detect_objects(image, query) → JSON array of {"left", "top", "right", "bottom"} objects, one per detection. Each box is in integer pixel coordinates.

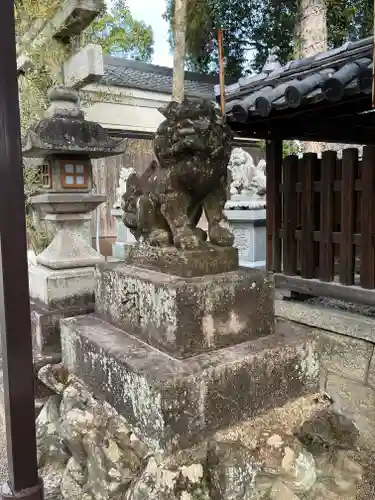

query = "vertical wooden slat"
[
  {"left": 300, "top": 153, "right": 317, "bottom": 278},
  {"left": 319, "top": 150, "right": 336, "bottom": 281},
  {"left": 340, "top": 148, "right": 357, "bottom": 285},
  {"left": 360, "top": 146, "right": 375, "bottom": 288},
  {"left": 266, "top": 139, "right": 282, "bottom": 272},
  {"left": 91, "top": 139, "right": 157, "bottom": 239},
  {"left": 283, "top": 155, "right": 298, "bottom": 274}
]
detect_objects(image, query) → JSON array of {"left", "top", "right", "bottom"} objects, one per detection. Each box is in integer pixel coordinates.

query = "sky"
[{"left": 127, "top": 0, "right": 173, "bottom": 67}]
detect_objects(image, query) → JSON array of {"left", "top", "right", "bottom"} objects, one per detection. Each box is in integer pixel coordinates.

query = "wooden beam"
[
  {"left": 274, "top": 273, "right": 375, "bottom": 307},
  {"left": 248, "top": 125, "right": 375, "bottom": 145}
]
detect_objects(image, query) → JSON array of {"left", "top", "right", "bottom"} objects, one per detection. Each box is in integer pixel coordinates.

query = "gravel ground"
[{"left": 307, "top": 295, "right": 375, "bottom": 318}]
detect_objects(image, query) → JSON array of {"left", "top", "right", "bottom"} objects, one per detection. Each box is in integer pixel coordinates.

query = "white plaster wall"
[{"left": 81, "top": 84, "right": 171, "bottom": 133}]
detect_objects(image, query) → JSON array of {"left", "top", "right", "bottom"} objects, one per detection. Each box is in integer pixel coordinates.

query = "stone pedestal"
[
  {"left": 29, "top": 263, "right": 97, "bottom": 413},
  {"left": 61, "top": 315, "right": 318, "bottom": 452},
  {"left": 111, "top": 207, "right": 136, "bottom": 259},
  {"left": 225, "top": 198, "right": 266, "bottom": 268},
  {"left": 60, "top": 245, "right": 319, "bottom": 452},
  {"left": 95, "top": 257, "right": 273, "bottom": 359},
  {"left": 29, "top": 264, "right": 96, "bottom": 353}
]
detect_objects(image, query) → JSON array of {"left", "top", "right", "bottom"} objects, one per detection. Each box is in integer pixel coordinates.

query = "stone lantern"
[
  {"left": 23, "top": 86, "right": 126, "bottom": 267},
  {"left": 23, "top": 85, "right": 126, "bottom": 369}
]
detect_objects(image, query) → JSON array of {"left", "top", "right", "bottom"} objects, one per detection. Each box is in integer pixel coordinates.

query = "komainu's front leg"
[
  {"left": 203, "top": 187, "right": 234, "bottom": 246},
  {"left": 137, "top": 195, "right": 171, "bottom": 246},
  {"left": 160, "top": 190, "right": 203, "bottom": 249}
]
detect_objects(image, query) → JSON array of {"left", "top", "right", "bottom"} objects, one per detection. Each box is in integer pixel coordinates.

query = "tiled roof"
[
  {"left": 102, "top": 56, "right": 218, "bottom": 99},
  {"left": 220, "top": 37, "right": 373, "bottom": 124}
]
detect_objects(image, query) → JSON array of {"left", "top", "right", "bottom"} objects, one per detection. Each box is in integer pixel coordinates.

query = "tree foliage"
[
  {"left": 82, "top": 0, "right": 154, "bottom": 61},
  {"left": 165, "top": 0, "right": 255, "bottom": 79},
  {"left": 164, "top": 0, "right": 373, "bottom": 76}
]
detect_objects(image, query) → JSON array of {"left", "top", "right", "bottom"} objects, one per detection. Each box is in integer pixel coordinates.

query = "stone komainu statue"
[{"left": 121, "top": 99, "right": 235, "bottom": 250}]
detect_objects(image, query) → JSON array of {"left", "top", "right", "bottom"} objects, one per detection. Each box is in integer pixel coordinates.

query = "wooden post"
[
  {"left": 266, "top": 139, "right": 282, "bottom": 272},
  {"left": 283, "top": 155, "right": 298, "bottom": 275},
  {"left": 340, "top": 148, "right": 357, "bottom": 285},
  {"left": 319, "top": 151, "right": 336, "bottom": 281},
  {"left": 360, "top": 146, "right": 375, "bottom": 288},
  {"left": 0, "top": 2, "right": 42, "bottom": 500},
  {"left": 300, "top": 153, "right": 317, "bottom": 279},
  {"left": 217, "top": 29, "right": 225, "bottom": 115}
]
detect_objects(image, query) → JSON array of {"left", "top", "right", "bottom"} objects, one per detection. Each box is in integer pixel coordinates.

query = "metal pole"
[{"left": 0, "top": 2, "right": 43, "bottom": 500}]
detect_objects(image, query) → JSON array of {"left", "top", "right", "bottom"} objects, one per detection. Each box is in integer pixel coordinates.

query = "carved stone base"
[
  {"left": 124, "top": 244, "right": 239, "bottom": 278},
  {"left": 60, "top": 315, "right": 319, "bottom": 452},
  {"left": 95, "top": 262, "right": 275, "bottom": 358}
]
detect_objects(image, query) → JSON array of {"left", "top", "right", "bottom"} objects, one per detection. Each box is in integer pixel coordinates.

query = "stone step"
[
  {"left": 275, "top": 299, "right": 375, "bottom": 343},
  {"left": 31, "top": 298, "right": 95, "bottom": 356},
  {"left": 60, "top": 314, "right": 319, "bottom": 453}
]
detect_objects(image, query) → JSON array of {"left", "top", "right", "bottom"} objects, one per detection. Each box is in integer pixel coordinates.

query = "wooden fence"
[
  {"left": 91, "top": 139, "right": 156, "bottom": 240},
  {"left": 269, "top": 146, "right": 375, "bottom": 306}
]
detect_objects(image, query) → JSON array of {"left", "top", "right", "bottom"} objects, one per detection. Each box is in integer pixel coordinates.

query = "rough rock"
[
  {"left": 83, "top": 428, "right": 138, "bottom": 500},
  {"left": 61, "top": 458, "right": 91, "bottom": 500},
  {"left": 36, "top": 395, "right": 70, "bottom": 468},
  {"left": 268, "top": 480, "right": 299, "bottom": 500},
  {"left": 36, "top": 372, "right": 366, "bottom": 500},
  {"left": 41, "top": 464, "right": 66, "bottom": 500},
  {"left": 294, "top": 408, "right": 360, "bottom": 453},
  {"left": 125, "top": 456, "right": 210, "bottom": 500},
  {"left": 38, "top": 363, "right": 70, "bottom": 394},
  {"left": 37, "top": 376, "right": 151, "bottom": 500},
  {"left": 251, "top": 432, "right": 317, "bottom": 494},
  {"left": 207, "top": 441, "right": 259, "bottom": 500}
]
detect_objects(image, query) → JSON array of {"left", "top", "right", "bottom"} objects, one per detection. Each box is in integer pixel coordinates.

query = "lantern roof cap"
[{"left": 23, "top": 85, "right": 126, "bottom": 159}]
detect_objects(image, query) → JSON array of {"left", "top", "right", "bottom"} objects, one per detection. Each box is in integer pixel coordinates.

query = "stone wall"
[{"left": 276, "top": 299, "right": 375, "bottom": 451}]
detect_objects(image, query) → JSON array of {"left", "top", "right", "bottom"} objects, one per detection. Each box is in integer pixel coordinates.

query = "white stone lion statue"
[{"left": 228, "top": 148, "right": 266, "bottom": 198}]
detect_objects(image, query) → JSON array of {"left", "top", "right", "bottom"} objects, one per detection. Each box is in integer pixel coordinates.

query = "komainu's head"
[{"left": 154, "top": 98, "right": 233, "bottom": 165}]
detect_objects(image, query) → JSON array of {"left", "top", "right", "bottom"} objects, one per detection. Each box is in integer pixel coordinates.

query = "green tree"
[
  {"left": 327, "top": 0, "right": 373, "bottom": 47},
  {"left": 164, "top": 0, "right": 373, "bottom": 76},
  {"left": 83, "top": 0, "right": 154, "bottom": 61},
  {"left": 164, "top": 0, "right": 256, "bottom": 79}
]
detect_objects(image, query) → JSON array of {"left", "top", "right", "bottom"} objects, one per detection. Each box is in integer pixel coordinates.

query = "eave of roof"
[
  {"left": 223, "top": 37, "right": 373, "bottom": 125},
  {"left": 101, "top": 56, "right": 220, "bottom": 100}
]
